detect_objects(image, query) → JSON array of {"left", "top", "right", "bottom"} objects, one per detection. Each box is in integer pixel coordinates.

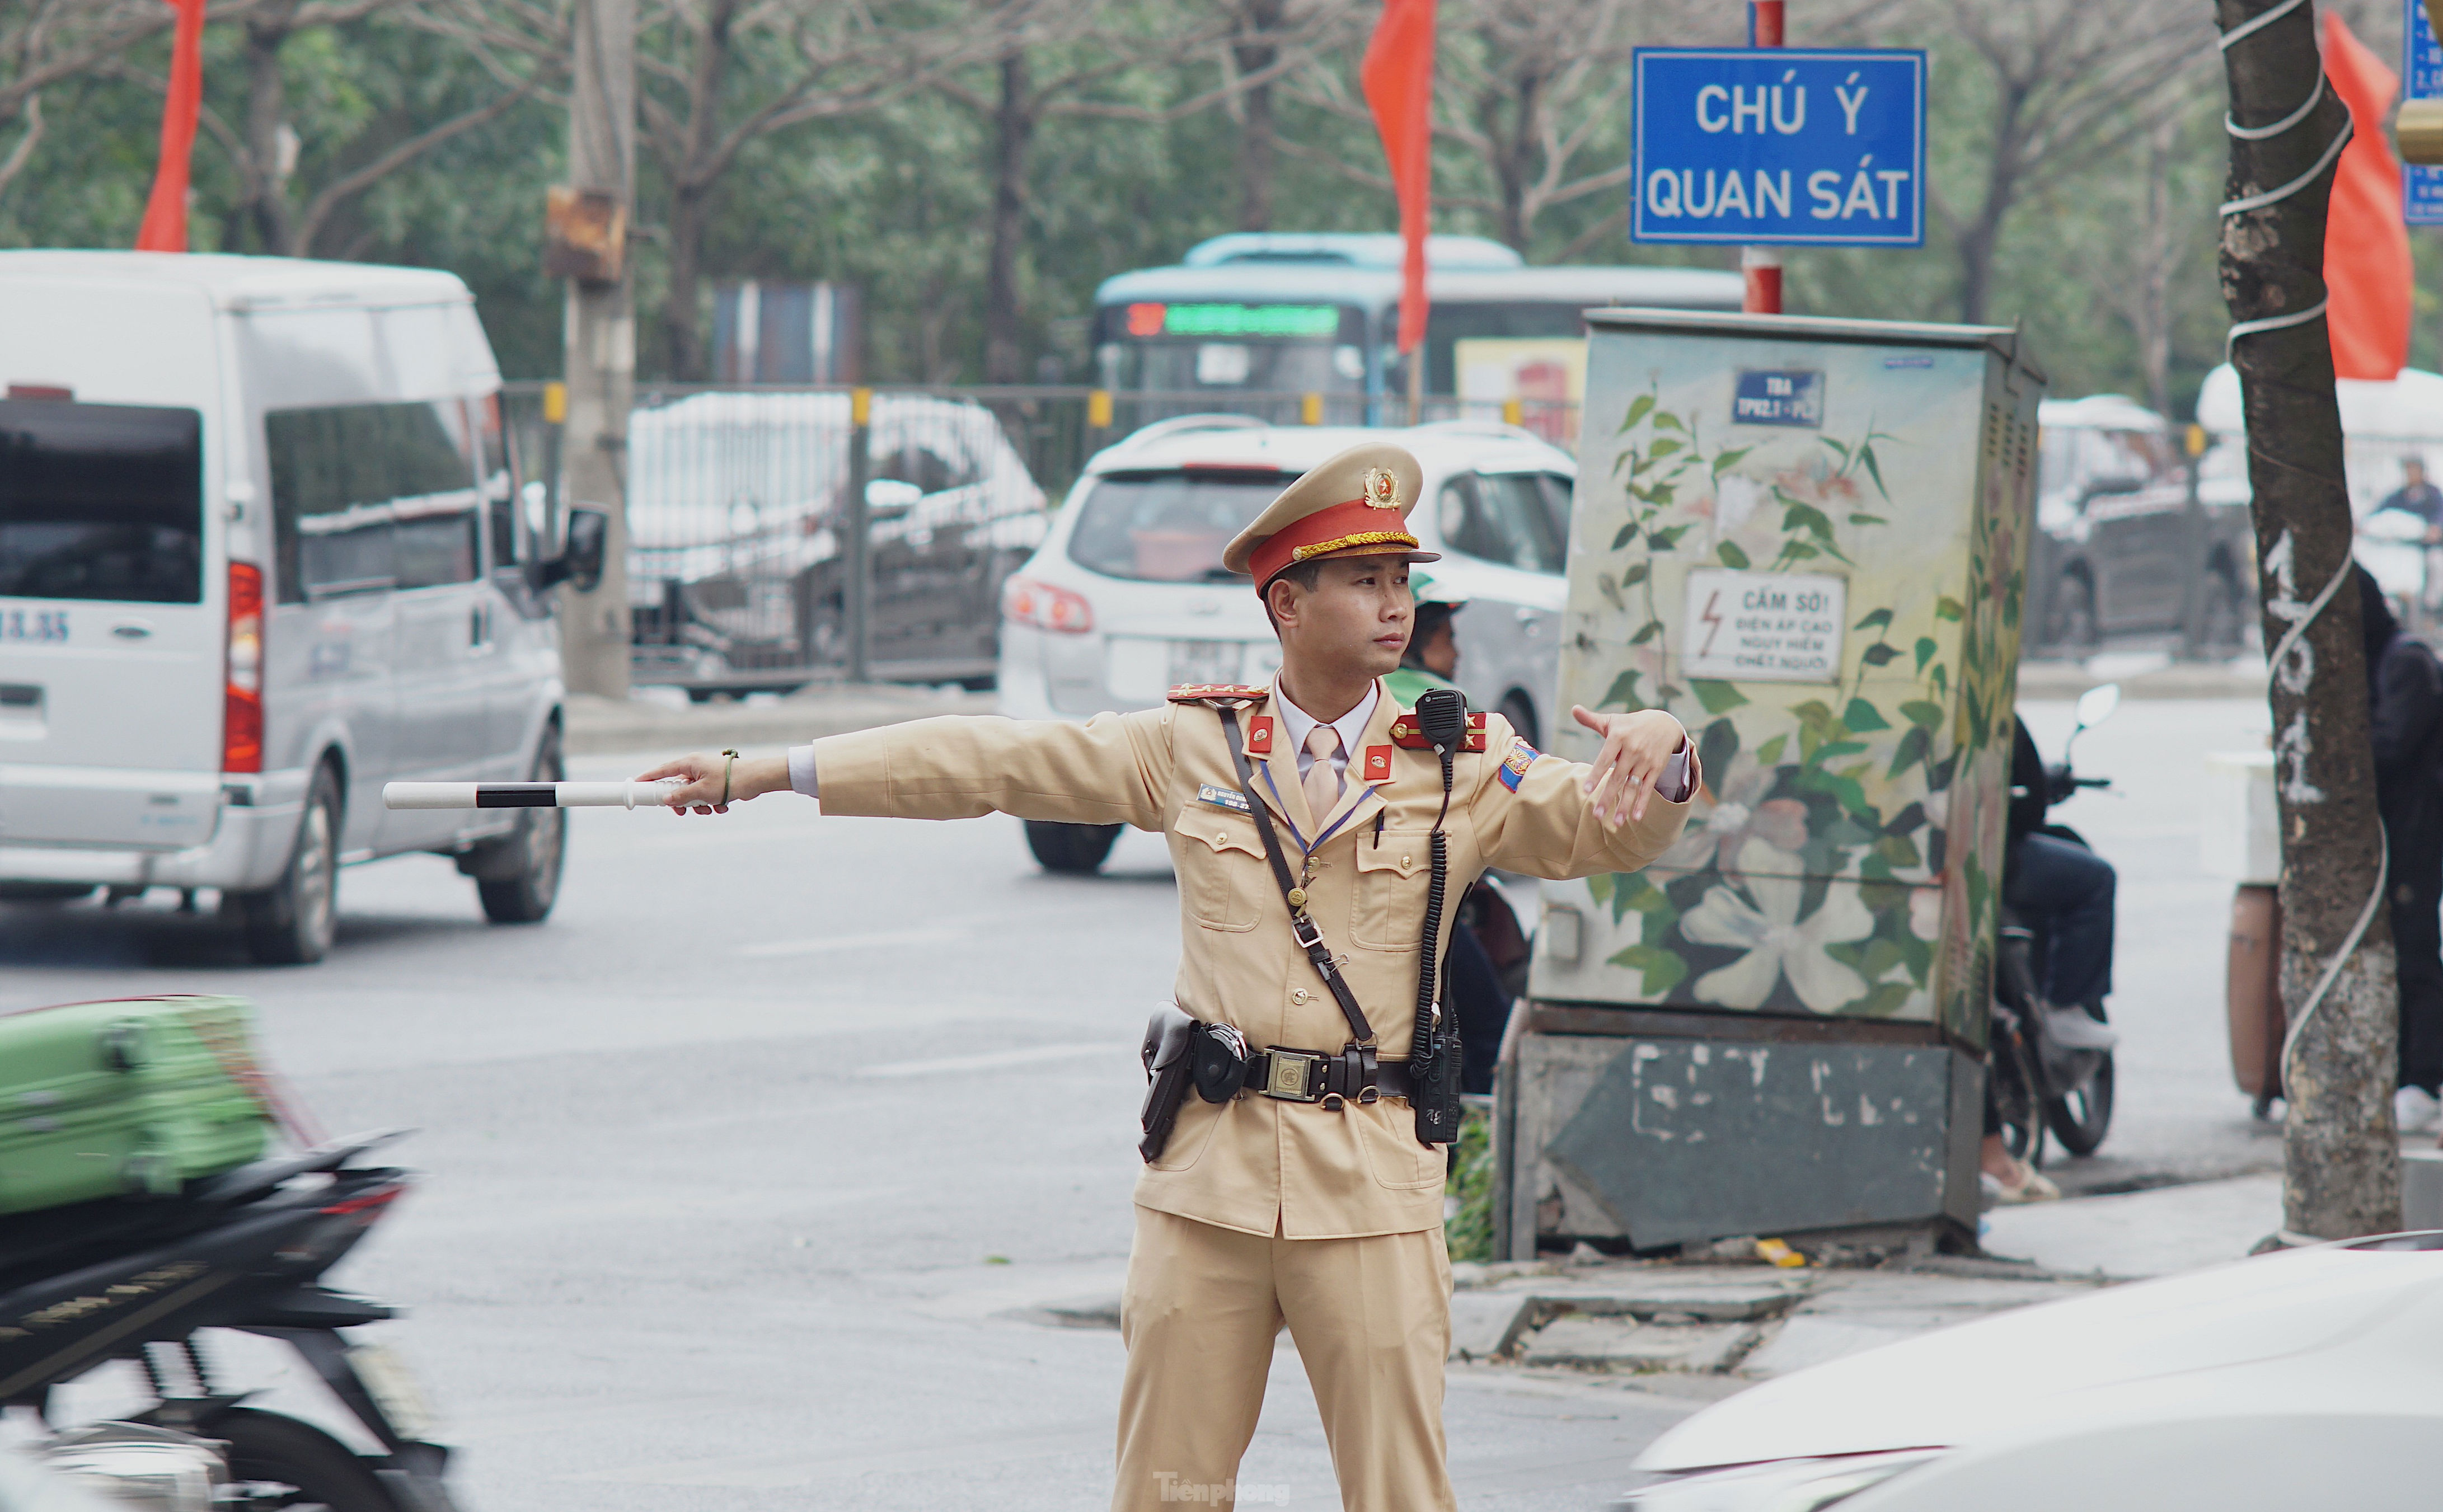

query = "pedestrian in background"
[
  {"left": 2376, "top": 457, "right": 2443, "bottom": 543},
  {"left": 2360, "top": 568, "right": 2443, "bottom": 1134},
  {"left": 637, "top": 443, "right": 1696, "bottom": 1511}
]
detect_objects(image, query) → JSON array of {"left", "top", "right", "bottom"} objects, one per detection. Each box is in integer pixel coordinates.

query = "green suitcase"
[{"left": 0, "top": 996, "right": 276, "bottom": 1215}]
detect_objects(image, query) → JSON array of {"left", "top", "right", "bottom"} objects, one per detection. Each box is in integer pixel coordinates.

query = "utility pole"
[
  {"left": 555, "top": 0, "right": 637, "bottom": 698},
  {"left": 1742, "top": 0, "right": 1783, "bottom": 314},
  {"left": 2217, "top": 0, "right": 2400, "bottom": 1241}
]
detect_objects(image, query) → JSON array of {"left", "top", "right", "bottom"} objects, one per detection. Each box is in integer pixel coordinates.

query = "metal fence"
[{"left": 501, "top": 381, "right": 1577, "bottom": 694}]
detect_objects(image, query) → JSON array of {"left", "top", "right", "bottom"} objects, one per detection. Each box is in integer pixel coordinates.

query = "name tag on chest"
[{"left": 1196, "top": 783, "right": 1251, "bottom": 814}]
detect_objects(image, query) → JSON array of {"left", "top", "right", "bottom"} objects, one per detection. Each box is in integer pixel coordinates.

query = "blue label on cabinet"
[{"left": 1732, "top": 370, "right": 1825, "bottom": 428}]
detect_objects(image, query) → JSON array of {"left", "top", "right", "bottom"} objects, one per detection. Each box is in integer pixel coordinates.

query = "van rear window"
[
  {"left": 268, "top": 402, "right": 476, "bottom": 602},
  {"left": 0, "top": 400, "right": 203, "bottom": 603}
]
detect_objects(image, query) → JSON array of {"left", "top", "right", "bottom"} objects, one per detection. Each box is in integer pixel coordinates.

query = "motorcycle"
[
  {"left": 0, "top": 1130, "right": 455, "bottom": 1512},
  {"left": 1989, "top": 682, "right": 2122, "bottom": 1167}
]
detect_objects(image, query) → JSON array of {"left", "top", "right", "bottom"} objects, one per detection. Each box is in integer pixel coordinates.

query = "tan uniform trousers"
[{"left": 1112, "top": 1205, "right": 1455, "bottom": 1511}]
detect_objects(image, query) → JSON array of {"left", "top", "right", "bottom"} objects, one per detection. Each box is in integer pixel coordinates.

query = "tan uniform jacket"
[{"left": 812, "top": 683, "right": 1694, "bottom": 1239}]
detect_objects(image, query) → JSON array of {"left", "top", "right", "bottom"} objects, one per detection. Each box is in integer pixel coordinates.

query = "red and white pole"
[{"left": 1742, "top": 0, "right": 1784, "bottom": 314}]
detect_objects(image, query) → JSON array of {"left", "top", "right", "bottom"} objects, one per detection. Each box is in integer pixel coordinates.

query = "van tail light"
[
  {"left": 223, "top": 562, "right": 264, "bottom": 774},
  {"left": 1003, "top": 576, "right": 1094, "bottom": 634}
]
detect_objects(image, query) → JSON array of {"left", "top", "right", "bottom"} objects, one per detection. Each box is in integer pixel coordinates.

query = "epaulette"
[
  {"left": 1167, "top": 683, "right": 1269, "bottom": 705},
  {"left": 1388, "top": 711, "right": 1489, "bottom": 751}
]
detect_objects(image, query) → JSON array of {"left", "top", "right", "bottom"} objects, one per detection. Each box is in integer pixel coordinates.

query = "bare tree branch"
[
  {"left": 0, "top": 95, "right": 45, "bottom": 201},
  {"left": 293, "top": 74, "right": 542, "bottom": 250}
]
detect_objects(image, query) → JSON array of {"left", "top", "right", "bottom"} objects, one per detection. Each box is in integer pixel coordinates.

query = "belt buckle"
[{"left": 1263, "top": 1048, "right": 1325, "bottom": 1102}]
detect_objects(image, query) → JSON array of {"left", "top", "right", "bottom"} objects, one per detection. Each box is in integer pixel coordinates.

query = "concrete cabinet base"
[{"left": 1495, "top": 1005, "right": 1985, "bottom": 1259}]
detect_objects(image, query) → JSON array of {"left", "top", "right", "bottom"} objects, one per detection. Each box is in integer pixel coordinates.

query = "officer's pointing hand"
[
  {"left": 1569, "top": 706, "right": 1688, "bottom": 829},
  {"left": 634, "top": 751, "right": 789, "bottom": 816}
]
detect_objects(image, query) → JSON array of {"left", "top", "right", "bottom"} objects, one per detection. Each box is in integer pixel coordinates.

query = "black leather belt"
[{"left": 1244, "top": 1047, "right": 1412, "bottom": 1106}]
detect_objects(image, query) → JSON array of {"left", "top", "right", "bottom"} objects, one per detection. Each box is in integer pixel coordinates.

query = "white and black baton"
[{"left": 383, "top": 778, "right": 690, "bottom": 810}]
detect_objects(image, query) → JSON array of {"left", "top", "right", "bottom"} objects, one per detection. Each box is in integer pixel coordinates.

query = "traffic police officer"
[{"left": 641, "top": 442, "right": 1696, "bottom": 1511}]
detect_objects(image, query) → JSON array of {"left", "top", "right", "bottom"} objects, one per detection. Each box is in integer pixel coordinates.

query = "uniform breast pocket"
[
  {"left": 1178, "top": 804, "right": 1267, "bottom": 932},
  {"left": 1349, "top": 831, "right": 1433, "bottom": 951}
]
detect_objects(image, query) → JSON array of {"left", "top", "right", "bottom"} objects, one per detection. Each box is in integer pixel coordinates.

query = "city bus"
[{"left": 1091, "top": 232, "right": 1742, "bottom": 435}]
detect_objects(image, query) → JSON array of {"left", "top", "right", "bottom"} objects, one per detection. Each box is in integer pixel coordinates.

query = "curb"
[{"left": 2017, "top": 659, "right": 2264, "bottom": 701}]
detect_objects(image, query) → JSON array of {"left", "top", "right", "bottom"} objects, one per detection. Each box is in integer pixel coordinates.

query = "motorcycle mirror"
[{"left": 2074, "top": 682, "right": 2121, "bottom": 732}]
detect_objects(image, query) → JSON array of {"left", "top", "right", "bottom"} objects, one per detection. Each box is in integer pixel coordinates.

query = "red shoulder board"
[
  {"left": 1388, "top": 711, "right": 1489, "bottom": 751},
  {"left": 1166, "top": 683, "right": 1269, "bottom": 705}
]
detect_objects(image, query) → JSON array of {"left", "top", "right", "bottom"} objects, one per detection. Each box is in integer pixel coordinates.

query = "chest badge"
[
  {"left": 1195, "top": 783, "right": 1251, "bottom": 814},
  {"left": 1363, "top": 745, "right": 1393, "bottom": 783},
  {"left": 1246, "top": 715, "right": 1274, "bottom": 755}
]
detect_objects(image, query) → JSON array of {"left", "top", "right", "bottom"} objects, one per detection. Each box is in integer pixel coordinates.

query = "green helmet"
[{"left": 1409, "top": 566, "right": 1468, "bottom": 607}]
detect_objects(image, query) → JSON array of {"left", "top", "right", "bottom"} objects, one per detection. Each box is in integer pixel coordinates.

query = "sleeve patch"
[{"left": 1497, "top": 740, "right": 1538, "bottom": 792}]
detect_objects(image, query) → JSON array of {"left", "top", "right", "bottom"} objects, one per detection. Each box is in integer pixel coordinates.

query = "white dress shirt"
[
  {"left": 1274, "top": 682, "right": 1380, "bottom": 785},
  {"left": 1272, "top": 678, "right": 1694, "bottom": 802}
]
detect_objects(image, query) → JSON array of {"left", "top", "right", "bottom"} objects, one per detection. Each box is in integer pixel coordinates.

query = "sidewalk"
[
  {"left": 562, "top": 683, "right": 998, "bottom": 757},
  {"left": 2017, "top": 652, "right": 2263, "bottom": 701},
  {"left": 1439, "top": 1172, "right": 2287, "bottom": 1393}
]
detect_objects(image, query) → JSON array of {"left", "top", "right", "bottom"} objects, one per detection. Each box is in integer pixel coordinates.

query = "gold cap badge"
[{"left": 1361, "top": 467, "right": 1402, "bottom": 509}]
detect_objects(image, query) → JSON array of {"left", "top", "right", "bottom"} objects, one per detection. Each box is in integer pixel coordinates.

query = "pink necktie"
[{"left": 1303, "top": 725, "right": 1343, "bottom": 828}]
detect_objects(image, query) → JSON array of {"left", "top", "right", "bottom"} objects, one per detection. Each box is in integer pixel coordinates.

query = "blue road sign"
[
  {"left": 1631, "top": 48, "right": 1927, "bottom": 247},
  {"left": 2407, "top": 0, "right": 2443, "bottom": 224}
]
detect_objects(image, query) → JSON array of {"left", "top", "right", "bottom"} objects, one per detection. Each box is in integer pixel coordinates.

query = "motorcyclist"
[
  {"left": 1384, "top": 571, "right": 1522, "bottom": 1095},
  {"left": 2005, "top": 715, "right": 2118, "bottom": 1022},
  {"left": 1981, "top": 712, "right": 2119, "bottom": 1201}
]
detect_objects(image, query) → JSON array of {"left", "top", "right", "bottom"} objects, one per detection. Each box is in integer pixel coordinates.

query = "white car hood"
[{"left": 1639, "top": 1245, "right": 2443, "bottom": 1473}]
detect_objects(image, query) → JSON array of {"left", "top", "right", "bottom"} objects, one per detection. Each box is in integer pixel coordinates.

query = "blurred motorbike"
[
  {"left": 0, "top": 1131, "right": 454, "bottom": 1512},
  {"left": 1989, "top": 683, "right": 2122, "bottom": 1166}
]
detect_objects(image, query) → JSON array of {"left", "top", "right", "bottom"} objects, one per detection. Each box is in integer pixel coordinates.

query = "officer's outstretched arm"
[
  {"left": 641, "top": 711, "right": 1176, "bottom": 825},
  {"left": 803, "top": 708, "right": 1176, "bottom": 828},
  {"left": 1475, "top": 710, "right": 1698, "bottom": 881}
]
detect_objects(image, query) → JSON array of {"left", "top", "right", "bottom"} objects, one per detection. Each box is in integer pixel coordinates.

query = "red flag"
[
  {"left": 2322, "top": 11, "right": 2411, "bottom": 381},
  {"left": 134, "top": 0, "right": 208, "bottom": 252},
  {"left": 1362, "top": 0, "right": 1436, "bottom": 354}
]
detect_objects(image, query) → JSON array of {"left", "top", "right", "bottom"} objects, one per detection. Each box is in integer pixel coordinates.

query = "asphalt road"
[
  {"left": 0, "top": 744, "right": 1702, "bottom": 1511},
  {"left": 0, "top": 694, "right": 2285, "bottom": 1507}
]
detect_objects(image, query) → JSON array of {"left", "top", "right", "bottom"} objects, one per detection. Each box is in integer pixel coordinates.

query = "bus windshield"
[
  {"left": 1094, "top": 300, "right": 1370, "bottom": 395},
  {"left": 1092, "top": 237, "right": 1742, "bottom": 429}
]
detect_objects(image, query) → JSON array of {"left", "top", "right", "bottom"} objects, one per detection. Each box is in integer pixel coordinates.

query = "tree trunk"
[
  {"left": 2217, "top": 0, "right": 2400, "bottom": 1241},
  {"left": 1469, "top": 72, "right": 1537, "bottom": 253},
  {"left": 1231, "top": 0, "right": 1282, "bottom": 232},
  {"left": 242, "top": 3, "right": 299, "bottom": 255},
  {"left": 2137, "top": 117, "right": 2177, "bottom": 421},
  {"left": 657, "top": 0, "right": 736, "bottom": 383},
  {"left": 663, "top": 185, "right": 711, "bottom": 380},
  {"left": 1950, "top": 86, "right": 2029, "bottom": 325},
  {"left": 982, "top": 49, "right": 1031, "bottom": 384}
]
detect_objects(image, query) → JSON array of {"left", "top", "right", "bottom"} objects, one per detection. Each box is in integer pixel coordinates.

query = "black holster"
[{"left": 1139, "top": 1004, "right": 1196, "bottom": 1163}]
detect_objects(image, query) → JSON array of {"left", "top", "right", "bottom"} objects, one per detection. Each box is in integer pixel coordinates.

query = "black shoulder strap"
[{"left": 1218, "top": 707, "right": 1373, "bottom": 1045}]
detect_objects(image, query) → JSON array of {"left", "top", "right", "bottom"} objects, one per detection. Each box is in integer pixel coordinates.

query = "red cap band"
[{"left": 1249, "top": 496, "right": 1420, "bottom": 586}]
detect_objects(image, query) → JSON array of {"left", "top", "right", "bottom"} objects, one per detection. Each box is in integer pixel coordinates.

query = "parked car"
[
  {"left": 2025, "top": 393, "right": 2254, "bottom": 654},
  {"left": 1620, "top": 1231, "right": 2443, "bottom": 1511},
  {"left": 625, "top": 390, "right": 1048, "bottom": 693},
  {"left": 0, "top": 251, "right": 597, "bottom": 962},
  {"left": 996, "top": 415, "right": 1576, "bottom": 871}
]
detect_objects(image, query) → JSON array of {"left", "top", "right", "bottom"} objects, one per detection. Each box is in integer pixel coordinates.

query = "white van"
[{"left": 0, "top": 252, "right": 604, "bottom": 962}]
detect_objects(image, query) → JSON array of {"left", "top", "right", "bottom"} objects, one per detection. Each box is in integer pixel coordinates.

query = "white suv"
[{"left": 997, "top": 416, "right": 1575, "bottom": 871}]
